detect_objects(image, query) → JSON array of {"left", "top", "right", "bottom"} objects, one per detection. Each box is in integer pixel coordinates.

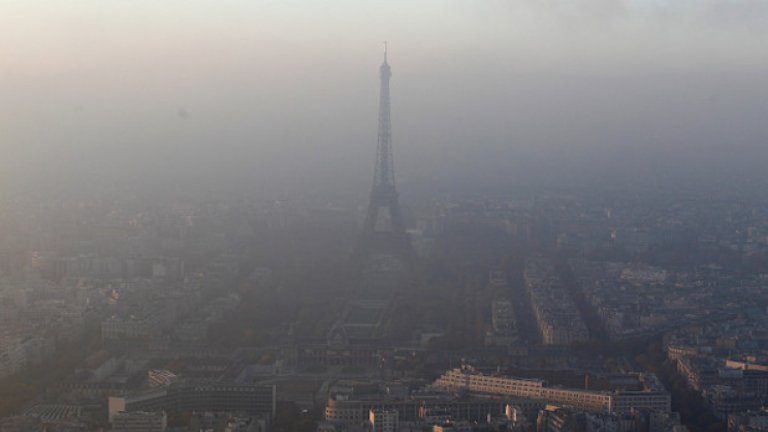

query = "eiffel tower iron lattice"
[{"left": 357, "top": 44, "right": 412, "bottom": 260}]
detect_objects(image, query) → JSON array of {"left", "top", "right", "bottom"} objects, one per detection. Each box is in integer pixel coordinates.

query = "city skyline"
[
  {"left": 2, "top": 3, "right": 768, "bottom": 432},
  {"left": 2, "top": 2, "right": 768, "bottom": 200}
]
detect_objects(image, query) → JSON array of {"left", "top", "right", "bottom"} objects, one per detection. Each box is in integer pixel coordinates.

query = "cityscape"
[{"left": 2, "top": 2, "right": 768, "bottom": 432}]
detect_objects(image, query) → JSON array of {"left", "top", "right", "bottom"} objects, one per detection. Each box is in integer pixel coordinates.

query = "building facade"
[
  {"left": 432, "top": 367, "right": 670, "bottom": 414},
  {"left": 369, "top": 409, "right": 399, "bottom": 432}
]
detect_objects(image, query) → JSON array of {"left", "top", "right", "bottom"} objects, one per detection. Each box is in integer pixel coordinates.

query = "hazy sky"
[{"left": 1, "top": 1, "right": 767, "bottom": 199}]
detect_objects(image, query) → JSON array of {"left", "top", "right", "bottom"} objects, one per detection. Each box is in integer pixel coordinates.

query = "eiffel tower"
[{"left": 356, "top": 44, "right": 413, "bottom": 263}]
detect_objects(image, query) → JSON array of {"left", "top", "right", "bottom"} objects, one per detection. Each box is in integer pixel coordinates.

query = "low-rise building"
[
  {"left": 108, "top": 383, "right": 276, "bottom": 421},
  {"left": 432, "top": 367, "right": 670, "bottom": 414}
]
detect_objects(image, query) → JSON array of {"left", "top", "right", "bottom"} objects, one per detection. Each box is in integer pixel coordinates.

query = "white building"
[{"left": 432, "top": 367, "right": 670, "bottom": 414}]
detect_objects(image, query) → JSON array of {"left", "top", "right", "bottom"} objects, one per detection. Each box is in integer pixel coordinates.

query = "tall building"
[{"left": 356, "top": 44, "right": 413, "bottom": 263}]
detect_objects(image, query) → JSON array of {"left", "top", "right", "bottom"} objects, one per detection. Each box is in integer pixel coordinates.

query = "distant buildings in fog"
[{"left": 524, "top": 257, "right": 588, "bottom": 346}]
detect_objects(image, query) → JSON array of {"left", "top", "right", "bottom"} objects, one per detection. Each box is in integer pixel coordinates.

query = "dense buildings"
[
  {"left": 323, "top": 392, "right": 518, "bottom": 425},
  {"left": 728, "top": 410, "right": 768, "bottom": 432},
  {"left": 0, "top": 336, "right": 54, "bottom": 379},
  {"left": 536, "top": 406, "right": 686, "bottom": 432},
  {"left": 320, "top": 369, "right": 675, "bottom": 432},
  {"left": 485, "top": 297, "right": 519, "bottom": 347},
  {"left": 664, "top": 306, "right": 768, "bottom": 422},
  {"left": 6, "top": 118, "right": 768, "bottom": 432},
  {"left": 524, "top": 258, "right": 588, "bottom": 346},
  {"left": 571, "top": 261, "right": 724, "bottom": 340},
  {"left": 4, "top": 187, "right": 761, "bottom": 430}
]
